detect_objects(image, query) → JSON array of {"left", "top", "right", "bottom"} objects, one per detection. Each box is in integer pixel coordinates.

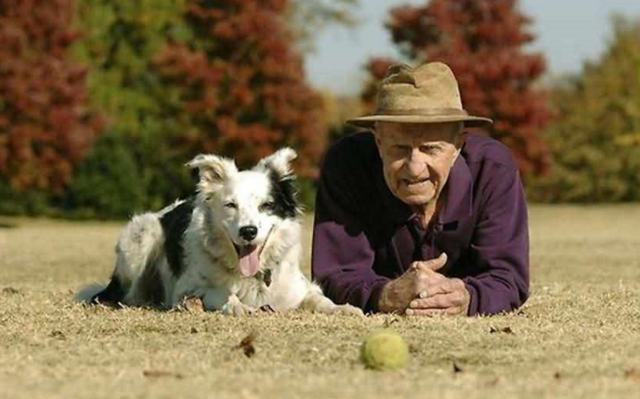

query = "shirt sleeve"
[
  {"left": 463, "top": 165, "right": 530, "bottom": 316},
  {"left": 311, "top": 148, "right": 390, "bottom": 314}
]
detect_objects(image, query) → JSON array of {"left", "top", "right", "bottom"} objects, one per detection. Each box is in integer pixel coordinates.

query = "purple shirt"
[{"left": 311, "top": 132, "right": 529, "bottom": 316}]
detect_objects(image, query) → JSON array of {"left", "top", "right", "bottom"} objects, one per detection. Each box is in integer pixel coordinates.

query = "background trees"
[
  {"left": 1, "top": 1, "right": 640, "bottom": 218},
  {"left": 530, "top": 16, "right": 640, "bottom": 202},
  {"left": 154, "top": 0, "right": 325, "bottom": 178},
  {"left": 70, "top": 0, "right": 325, "bottom": 216},
  {"left": 0, "top": 0, "right": 103, "bottom": 213}
]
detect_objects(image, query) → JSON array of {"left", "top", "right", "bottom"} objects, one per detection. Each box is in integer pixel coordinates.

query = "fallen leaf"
[
  {"left": 235, "top": 330, "right": 257, "bottom": 358},
  {"left": 624, "top": 368, "right": 639, "bottom": 380},
  {"left": 554, "top": 371, "right": 562, "bottom": 380},
  {"left": 2, "top": 287, "right": 21, "bottom": 295},
  {"left": 181, "top": 296, "right": 204, "bottom": 313},
  {"left": 49, "top": 330, "right": 65, "bottom": 339},
  {"left": 190, "top": 327, "right": 198, "bottom": 334},
  {"left": 143, "top": 370, "right": 184, "bottom": 379},
  {"left": 489, "top": 326, "right": 515, "bottom": 334},
  {"left": 453, "top": 362, "right": 464, "bottom": 373},
  {"left": 383, "top": 316, "right": 399, "bottom": 327}
]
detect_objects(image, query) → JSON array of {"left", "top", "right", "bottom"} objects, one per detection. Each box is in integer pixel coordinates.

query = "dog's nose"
[{"left": 239, "top": 225, "right": 258, "bottom": 241}]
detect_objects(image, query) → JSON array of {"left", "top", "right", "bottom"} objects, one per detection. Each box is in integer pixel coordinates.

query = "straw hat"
[{"left": 347, "top": 62, "right": 492, "bottom": 128}]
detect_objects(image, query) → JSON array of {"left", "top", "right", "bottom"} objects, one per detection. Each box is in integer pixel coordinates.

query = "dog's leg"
[{"left": 299, "top": 284, "right": 364, "bottom": 316}]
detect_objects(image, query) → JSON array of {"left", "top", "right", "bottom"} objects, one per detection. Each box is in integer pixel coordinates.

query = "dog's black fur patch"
[
  {"left": 268, "top": 170, "right": 297, "bottom": 219},
  {"left": 136, "top": 260, "right": 166, "bottom": 306},
  {"left": 91, "top": 275, "right": 125, "bottom": 306},
  {"left": 160, "top": 198, "right": 195, "bottom": 278}
]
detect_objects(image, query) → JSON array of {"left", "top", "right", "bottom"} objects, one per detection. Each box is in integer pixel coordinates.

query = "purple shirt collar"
[{"left": 375, "top": 145, "right": 473, "bottom": 228}]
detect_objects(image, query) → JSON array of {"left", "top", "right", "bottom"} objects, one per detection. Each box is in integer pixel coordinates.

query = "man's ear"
[{"left": 186, "top": 154, "right": 237, "bottom": 194}]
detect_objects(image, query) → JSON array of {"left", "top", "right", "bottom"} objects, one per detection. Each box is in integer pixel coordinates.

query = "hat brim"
[{"left": 346, "top": 114, "right": 493, "bottom": 128}]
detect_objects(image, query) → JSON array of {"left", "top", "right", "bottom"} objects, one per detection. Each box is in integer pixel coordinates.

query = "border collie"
[{"left": 78, "top": 148, "right": 362, "bottom": 316}]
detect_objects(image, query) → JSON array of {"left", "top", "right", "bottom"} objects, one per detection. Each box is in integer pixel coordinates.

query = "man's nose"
[{"left": 405, "top": 149, "right": 427, "bottom": 177}]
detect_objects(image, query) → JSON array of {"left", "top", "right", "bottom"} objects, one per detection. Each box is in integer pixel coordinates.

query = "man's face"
[{"left": 374, "top": 122, "right": 462, "bottom": 208}]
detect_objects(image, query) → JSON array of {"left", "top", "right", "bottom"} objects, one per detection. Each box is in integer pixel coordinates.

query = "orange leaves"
[
  {"left": 0, "top": 0, "right": 104, "bottom": 193},
  {"left": 154, "top": 0, "right": 325, "bottom": 176}
]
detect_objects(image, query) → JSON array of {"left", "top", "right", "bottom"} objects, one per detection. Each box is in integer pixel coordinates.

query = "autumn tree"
[
  {"left": 154, "top": 0, "right": 325, "bottom": 178},
  {"left": 363, "top": 0, "right": 550, "bottom": 178},
  {"left": 530, "top": 16, "right": 640, "bottom": 202},
  {"left": 0, "top": 0, "right": 103, "bottom": 194}
]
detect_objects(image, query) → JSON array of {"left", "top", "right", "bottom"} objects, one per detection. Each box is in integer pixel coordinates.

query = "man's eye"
[
  {"left": 421, "top": 145, "right": 442, "bottom": 154},
  {"left": 260, "top": 202, "right": 275, "bottom": 212},
  {"left": 390, "top": 146, "right": 409, "bottom": 155},
  {"left": 224, "top": 202, "right": 237, "bottom": 209}
]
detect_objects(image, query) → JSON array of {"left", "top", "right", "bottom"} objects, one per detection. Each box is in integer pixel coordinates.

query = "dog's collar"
[{"left": 256, "top": 269, "right": 272, "bottom": 287}]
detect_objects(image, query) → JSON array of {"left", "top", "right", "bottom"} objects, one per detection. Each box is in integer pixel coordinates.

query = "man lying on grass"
[{"left": 311, "top": 62, "right": 529, "bottom": 316}]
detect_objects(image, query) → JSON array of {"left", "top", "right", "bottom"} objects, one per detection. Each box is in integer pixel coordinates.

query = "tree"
[
  {"left": 154, "top": 0, "right": 326, "bottom": 178},
  {"left": 0, "top": 0, "right": 103, "bottom": 193},
  {"left": 530, "top": 16, "right": 640, "bottom": 202},
  {"left": 71, "top": 0, "right": 193, "bottom": 210},
  {"left": 65, "top": 130, "right": 145, "bottom": 218},
  {"left": 363, "top": 0, "right": 550, "bottom": 178}
]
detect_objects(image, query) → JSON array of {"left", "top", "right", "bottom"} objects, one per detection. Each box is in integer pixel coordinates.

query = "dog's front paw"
[
  {"left": 221, "top": 296, "right": 257, "bottom": 316},
  {"left": 331, "top": 304, "right": 365, "bottom": 317}
]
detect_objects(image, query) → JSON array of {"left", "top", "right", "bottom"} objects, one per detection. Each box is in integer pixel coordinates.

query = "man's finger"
[
  {"left": 417, "top": 277, "right": 463, "bottom": 299},
  {"left": 409, "top": 292, "right": 462, "bottom": 310},
  {"left": 414, "top": 252, "right": 448, "bottom": 272}
]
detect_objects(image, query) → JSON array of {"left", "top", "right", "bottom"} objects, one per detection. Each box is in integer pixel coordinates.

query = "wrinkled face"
[{"left": 375, "top": 122, "right": 462, "bottom": 210}]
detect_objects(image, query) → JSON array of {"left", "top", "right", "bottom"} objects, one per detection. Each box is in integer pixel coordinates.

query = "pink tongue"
[{"left": 238, "top": 246, "right": 260, "bottom": 277}]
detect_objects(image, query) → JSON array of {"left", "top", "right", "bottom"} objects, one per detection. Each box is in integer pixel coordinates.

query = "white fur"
[{"left": 78, "top": 148, "right": 363, "bottom": 317}]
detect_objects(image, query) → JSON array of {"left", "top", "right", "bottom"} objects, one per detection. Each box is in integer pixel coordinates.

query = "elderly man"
[{"left": 311, "top": 62, "right": 529, "bottom": 316}]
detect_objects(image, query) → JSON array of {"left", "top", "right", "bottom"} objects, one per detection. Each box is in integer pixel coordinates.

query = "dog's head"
[{"left": 187, "top": 148, "right": 299, "bottom": 277}]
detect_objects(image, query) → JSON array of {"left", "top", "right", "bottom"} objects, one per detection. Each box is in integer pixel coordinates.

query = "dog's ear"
[
  {"left": 186, "top": 154, "right": 237, "bottom": 189},
  {"left": 255, "top": 147, "right": 297, "bottom": 178}
]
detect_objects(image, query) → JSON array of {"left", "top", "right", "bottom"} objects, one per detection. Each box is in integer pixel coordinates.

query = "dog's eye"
[
  {"left": 224, "top": 201, "right": 237, "bottom": 209},
  {"left": 260, "top": 202, "right": 275, "bottom": 212}
]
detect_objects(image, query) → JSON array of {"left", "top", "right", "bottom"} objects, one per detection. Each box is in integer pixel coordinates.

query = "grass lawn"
[{"left": 1, "top": 205, "right": 639, "bottom": 398}]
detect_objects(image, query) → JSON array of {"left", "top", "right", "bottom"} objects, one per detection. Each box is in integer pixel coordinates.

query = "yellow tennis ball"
[{"left": 360, "top": 329, "right": 409, "bottom": 371}]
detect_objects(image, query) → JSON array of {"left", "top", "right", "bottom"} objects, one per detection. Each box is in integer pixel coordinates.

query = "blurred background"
[{"left": 0, "top": 0, "right": 639, "bottom": 219}]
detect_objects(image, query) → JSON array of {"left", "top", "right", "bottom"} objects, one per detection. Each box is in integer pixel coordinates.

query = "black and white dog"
[{"left": 78, "top": 148, "right": 362, "bottom": 316}]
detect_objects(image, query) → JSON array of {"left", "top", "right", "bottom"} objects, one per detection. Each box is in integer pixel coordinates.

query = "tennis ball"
[{"left": 360, "top": 329, "right": 409, "bottom": 371}]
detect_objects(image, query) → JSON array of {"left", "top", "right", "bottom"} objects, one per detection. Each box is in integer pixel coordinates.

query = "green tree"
[
  {"left": 71, "top": 0, "right": 194, "bottom": 210},
  {"left": 65, "top": 130, "right": 145, "bottom": 219},
  {"left": 531, "top": 16, "right": 640, "bottom": 202}
]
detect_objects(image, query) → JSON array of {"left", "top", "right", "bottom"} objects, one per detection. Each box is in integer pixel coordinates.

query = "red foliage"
[
  {"left": 154, "top": 0, "right": 325, "bottom": 177},
  {"left": 0, "top": 0, "right": 103, "bottom": 192},
  {"left": 365, "top": 0, "right": 551, "bottom": 177}
]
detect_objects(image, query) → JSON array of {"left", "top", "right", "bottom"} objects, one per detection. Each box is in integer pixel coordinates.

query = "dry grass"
[{"left": 1, "top": 205, "right": 639, "bottom": 399}]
